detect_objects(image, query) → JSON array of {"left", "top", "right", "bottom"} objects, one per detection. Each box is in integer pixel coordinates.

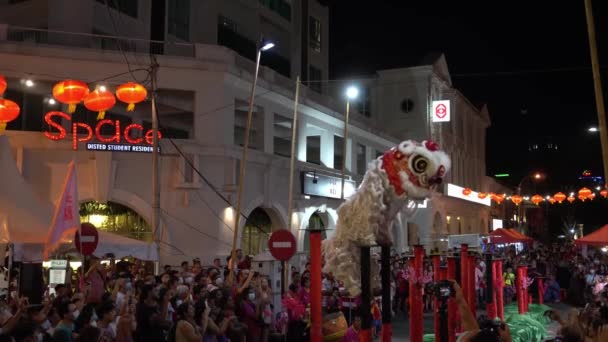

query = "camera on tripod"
[{"left": 428, "top": 280, "right": 455, "bottom": 299}]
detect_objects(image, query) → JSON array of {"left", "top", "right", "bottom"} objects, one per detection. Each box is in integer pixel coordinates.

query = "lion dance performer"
[{"left": 323, "top": 139, "right": 450, "bottom": 296}]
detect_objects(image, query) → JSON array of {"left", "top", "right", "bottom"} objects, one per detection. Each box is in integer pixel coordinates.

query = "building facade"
[{"left": 0, "top": 0, "right": 490, "bottom": 266}]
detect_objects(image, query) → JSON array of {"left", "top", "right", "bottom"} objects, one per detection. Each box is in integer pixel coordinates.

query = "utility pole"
[
  {"left": 584, "top": 0, "right": 608, "bottom": 186},
  {"left": 151, "top": 61, "right": 161, "bottom": 274}
]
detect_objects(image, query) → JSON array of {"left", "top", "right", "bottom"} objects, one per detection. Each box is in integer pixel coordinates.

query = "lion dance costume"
[{"left": 322, "top": 140, "right": 450, "bottom": 296}]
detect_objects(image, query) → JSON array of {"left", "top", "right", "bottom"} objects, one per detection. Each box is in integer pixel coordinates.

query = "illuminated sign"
[
  {"left": 492, "top": 219, "right": 503, "bottom": 231},
  {"left": 431, "top": 100, "right": 451, "bottom": 122},
  {"left": 582, "top": 170, "right": 592, "bottom": 177},
  {"left": 86, "top": 143, "right": 159, "bottom": 153},
  {"left": 445, "top": 183, "right": 491, "bottom": 206},
  {"left": 301, "top": 172, "right": 356, "bottom": 199},
  {"left": 494, "top": 173, "right": 510, "bottom": 178},
  {"left": 44, "top": 111, "right": 161, "bottom": 151}
]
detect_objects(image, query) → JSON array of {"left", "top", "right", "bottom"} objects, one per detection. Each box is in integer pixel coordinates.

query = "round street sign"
[
  {"left": 268, "top": 229, "right": 296, "bottom": 261},
  {"left": 75, "top": 222, "right": 99, "bottom": 256}
]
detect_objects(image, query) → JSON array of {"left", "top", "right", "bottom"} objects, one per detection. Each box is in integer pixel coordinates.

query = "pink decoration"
[
  {"left": 402, "top": 266, "right": 433, "bottom": 286},
  {"left": 523, "top": 277, "right": 534, "bottom": 289}
]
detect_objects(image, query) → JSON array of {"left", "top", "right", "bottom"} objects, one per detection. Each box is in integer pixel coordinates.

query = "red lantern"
[
  {"left": 0, "top": 75, "right": 6, "bottom": 96},
  {"left": 115, "top": 82, "right": 147, "bottom": 112},
  {"left": 478, "top": 192, "right": 487, "bottom": 199},
  {"left": 578, "top": 194, "right": 586, "bottom": 202},
  {"left": 567, "top": 195, "right": 575, "bottom": 203},
  {"left": 493, "top": 194, "right": 505, "bottom": 205},
  {"left": 84, "top": 88, "right": 116, "bottom": 120},
  {"left": 511, "top": 195, "right": 523, "bottom": 206},
  {"left": 588, "top": 193, "right": 596, "bottom": 201},
  {"left": 531, "top": 194, "right": 543, "bottom": 206},
  {"left": 578, "top": 187, "right": 592, "bottom": 200},
  {"left": 601, "top": 189, "right": 608, "bottom": 199},
  {"left": 548, "top": 198, "right": 556, "bottom": 205},
  {"left": 53, "top": 80, "right": 89, "bottom": 113},
  {"left": 462, "top": 188, "right": 472, "bottom": 196},
  {"left": 0, "top": 99, "right": 20, "bottom": 133},
  {"left": 553, "top": 192, "right": 566, "bottom": 204}
]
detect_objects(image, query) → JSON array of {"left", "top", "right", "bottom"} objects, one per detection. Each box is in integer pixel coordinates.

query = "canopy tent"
[
  {"left": 0, "top": 135, "right": 157, "bottom": 262},
  {"left": 488, "top": 228, "right": 530, "bottom": 244},
  {"left": 575, "top": 224, "right": 608, "bottom": 246},
  {"left": 504, "top": 228, "right": 533, "bottom": 242}
]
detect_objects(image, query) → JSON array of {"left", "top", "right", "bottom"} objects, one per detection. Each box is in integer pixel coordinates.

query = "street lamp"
[
  {"left": 230, "top": 38, "right": 275, "bottom": 281},
  {"left": 341, "top": 85, "right": 359, "bottom": 200},
  {"left": 516, "top": 172, "right": 544, "bottom": 230},
  {"left": 589, "top": 126, "right": 599, "bottom": 132}
]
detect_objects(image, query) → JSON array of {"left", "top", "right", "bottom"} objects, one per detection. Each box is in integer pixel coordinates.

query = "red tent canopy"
[
  {"left": 488, "top": 228, "right": 529, "bottom": 244},
  {"left": 504, "top": 228, "right": 533, "bottom": 242},
  {"left": 575, "top": 224, "right": 608, "bottom": 246}
]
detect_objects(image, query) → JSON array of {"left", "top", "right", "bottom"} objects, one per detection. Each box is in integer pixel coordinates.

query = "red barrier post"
[
  {"left": 460, "top": 245, "right": 469, "bottom": 308},
  {"left": 494, "top": 259, "right": 504, "bottom": 320},
  {"left": 468, "top": 254, "right": 476, "bottom": 314},
  {"left": 309, "top": 230, "right": 323, "bottom": 342},
  {"left": 432, "top": 254, "right": 441, "bottom": 342},
  {"left": 484, "top": 253, "right": 497, "bottom": 320},
  {"left": 516, "top": 265, "right": 525, "bottom": 314},
  {"left": 409, "top": 245, "right": 425, "bottom": 342},
  {"left": 447, "top": 257, "right": 457, "bottom": 342},
  {"left": 537, "top": 277, "right": 545, "bottom": 304},
  {"left": 523, "top": 266, "right": 529, "bottom": 312}
]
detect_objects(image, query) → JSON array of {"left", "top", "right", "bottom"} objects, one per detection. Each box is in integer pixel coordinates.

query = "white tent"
[{"left": 0, "top": 135, "right": 157, "bottom": 262}]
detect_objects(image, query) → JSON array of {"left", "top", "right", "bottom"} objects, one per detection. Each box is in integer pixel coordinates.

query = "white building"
[{"left": 0, "top": 0, "right": 490, "bottom": 268}]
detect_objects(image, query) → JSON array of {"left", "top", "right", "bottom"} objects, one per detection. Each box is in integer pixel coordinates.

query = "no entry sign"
[
  {"left": 268, "top": 229, "right": 296, "bottom": 261},
  {"left": 75, "top": 222, "right": 99, "bottom": 256},
  {"left": 432, "top": 100, "right": 451, "bottom": 122}
]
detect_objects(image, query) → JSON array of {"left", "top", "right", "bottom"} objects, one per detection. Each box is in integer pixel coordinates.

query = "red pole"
[
  {"left": 485, "top": 254, "right": 497, "bottom": 320},
  {"left": 537, "top": 277, "right": 545, "bottom": 304},
  {"left": 447, "top": 257, "right": 457, "bottom": 342},
  {"left": 432, "top": 254, "right": 441, "bottom": 342},
  {"left": 309, "top": 231, "right": 322, "bottom": 342},
  {"left": 468, "top": 254, "right": 476, "bottom": 314},
  {"left": 409, "top": 245, "right": 425, "bottom": 342},
  {"left": 523, "top": 266, "right": 529, "bottom": 312},
  {"left": 495, "top": 259, "right": 504, "bottom": 320},
  {"left": 460, "top": 245, "right": 470, "bottom": 313},
  {"left": 516, "top": 265, "right": 525, "bottom": 314}
]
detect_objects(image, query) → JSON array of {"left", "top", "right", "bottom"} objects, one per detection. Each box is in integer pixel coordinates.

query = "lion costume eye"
[{"left": 410, "top": 155, "right": 429, "bottom": 174}]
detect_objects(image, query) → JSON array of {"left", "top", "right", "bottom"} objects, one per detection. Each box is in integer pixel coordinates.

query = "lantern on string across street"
[{"left": 53, "top": 80, "right": 89, "bottom": 113}]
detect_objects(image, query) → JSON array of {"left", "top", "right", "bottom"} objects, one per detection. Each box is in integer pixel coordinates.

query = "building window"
[
  {"left": 309, "top": 16, "right": 321, "bottom": 52},
  {"left": 273, "top": 114, "right": 292, "bottom": 158},
  {"left": 80, "top": 201, "right": 152, "bottom": 241},
  {"left": 259, "top": 0, "right": 291, "bottom": 21},
  {"left": 180, "top": 153, "right": 198, "bottom": 185},
  {"left": 168, "top": 0, "right": 190, "bottom": 41},
  {"left": 96, "top": 0, "right": 138, "bottom": 18},
  {"left": 306, "top": 135, "right": 321, "bottom": 165},
  {"left": 219, "top": 15, "right": 238, "bottom": 33},
  {"left": 334, "top": 135, "right": 344, "bottom": 170},
  {"left": 242, "top": 208, "right": 273, "bottom": 256},
  {"left": 234, "top": 101, "right": 264, "bottom": 150},
  {"left": 356, "top": 143, "right": 366, "bottom": 174},
  {"left": 309, "top": 66, "right": 322, "bottom": 93}
]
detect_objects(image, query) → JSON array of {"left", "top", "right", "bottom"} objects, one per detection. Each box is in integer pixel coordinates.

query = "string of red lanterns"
[
  {"left": 0, "top": 74, "right": 21, "bottom": 133},
  {"left": 460, "top": 185, "right": 608, "bottom": 205}
]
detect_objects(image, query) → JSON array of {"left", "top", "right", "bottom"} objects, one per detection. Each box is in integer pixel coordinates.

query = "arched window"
[
  {"left": 241, "top": 208, "right": 273, "bottom": 256},
  {"left": 79, "top": 201, "right": 151, "bottom": 241},
  {"left": 303, "top": 212, "right": 327, "bottom": 252}
]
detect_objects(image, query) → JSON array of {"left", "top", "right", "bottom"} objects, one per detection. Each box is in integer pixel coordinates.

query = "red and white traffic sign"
[
  {"left": 432, "top": 100, "right": 451, "bottom": 122},
  {"left": 268, "top": 229, "right": 296, "bottom": 261},
  {"left": 75, "top": 222, "right": 99, "bottom": 256}
]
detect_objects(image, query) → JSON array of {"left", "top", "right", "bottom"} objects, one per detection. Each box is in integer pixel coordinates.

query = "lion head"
[{"left": 381, "top": 140, "right": 450, "bottom": 199}]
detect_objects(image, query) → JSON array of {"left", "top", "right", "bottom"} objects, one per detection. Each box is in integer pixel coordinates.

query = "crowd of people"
[{"left": 3, "top": 241, "right": 608, "bottom": 341}]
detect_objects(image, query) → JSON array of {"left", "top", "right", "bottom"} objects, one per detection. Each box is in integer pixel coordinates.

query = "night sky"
[{"left": 328, "top": 1, "right": 608, "bottom": 191}]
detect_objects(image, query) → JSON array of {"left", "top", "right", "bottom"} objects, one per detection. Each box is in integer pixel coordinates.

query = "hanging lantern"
[
  {"left": 511, "top": 195, "right": 523, "bottom": 206},
  {"left": 84, "top": 88, "right": 116, "bottom": 120},
  {"left": 601, "top": 189, "right": 608, "bottom": 198},
  {"left": 531, "top": 194, "right": 543, "bottom": 206},
  {"left": 553, "top": 192, "right": 566, "bottom": 204},
  {"left": 578, "top": 194, "right": 586, "bottom": 202},
  {"left": 0, "top": 99, "right": 20, "bottom": 133},
  {"left": 493, "top": 194, "right": 505, "bottom": 205},
  {"left": 578, "top": 187, "right": 592, "bottom": 200},
  {"left": 0, "top": 75, "right": 6, "bottom": 96},
  {"left": 477, "top": 192, "right": 487, "bottom": 199},
  {"left": 115, "top": 82, "right": 147, "bottom": 112},
  {"left": 588, "top": 193, "right": 596, "bottom": 201},
  {"left": 548, "top": 198, "right": 556, "bottom": 205},
  {"left": 567, "top": 195, "right": 575, "bottom": 203},
  {"left": 462, "top": 188, "right": 472, "bottom": 196},
  {"left": 52, "top": 80, "right": 89, "bottom": 113}
]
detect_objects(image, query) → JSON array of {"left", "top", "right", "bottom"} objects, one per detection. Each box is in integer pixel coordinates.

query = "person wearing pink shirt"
[
  {"left": 298, "top": 277, "right": 311, "bottom": 307},
  {"left": 342, "top": 316, "right": 361, "bottom": 342}
]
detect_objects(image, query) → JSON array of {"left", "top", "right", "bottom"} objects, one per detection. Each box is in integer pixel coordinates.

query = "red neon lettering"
[
  {"left": 44, "top": 112, "right": 69, "bottom": 140},
  {"left": 145, "top": 129, "right": 162, "bottom": 145},
  {"left": 95, "top": 120, "right": 121, "bottom": 143},
  {"left": 72, "top": 123, "right": 93, "bottom": 150},
  {"left": 124, "top": 123, "right": 143, "bottom": 144}
]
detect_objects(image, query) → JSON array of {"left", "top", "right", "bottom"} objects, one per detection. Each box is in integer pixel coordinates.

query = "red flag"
[{"left": 44, "top": 161, "right": 79, "bottom": 259}]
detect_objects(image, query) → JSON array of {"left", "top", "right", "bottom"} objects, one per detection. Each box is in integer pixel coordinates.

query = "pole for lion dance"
[
  {"left": 468, "top": 253, "right": 476, "bottom": 314},
  {"left": 409, "top": 245, "right": 424, "bottom": 342},
  {"left": 484, "top": 253, "right": 497, "bottom": 319},
  {"left": 309, "top": 229, "right": 323, "bottom": 342},
  {"left": 537, "top": 276, "right": 545, "bottom": 304},
  {"left": 460, "top": 245, "right": 470, "bottom": 312},
  {"left": 360, "top": 246, "right": 372, "bottom": 342},
  {"left": 432, "top": 254, "right": 441, "bottom": 342},
  {"left": 516, "top": 265, "right": 525, "bottom": 314},
  {"left": 380, "top": 246, "right": 392, "bottom": 342},
  {"left": 447, "top": 257, "right": 457, "bottom": 342},
  {"left": 523, "top": 265, "right": 529, "bottom": 312},
  {"left": 494, "top": 259, "right": 504, "bottom": 320}
]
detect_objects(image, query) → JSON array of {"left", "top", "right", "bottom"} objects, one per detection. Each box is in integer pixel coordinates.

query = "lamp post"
[
  {"left": 341, "top": 86, "right": 358, "bottom": 200},
  {"left": 229, "top": 39, "right": 274, "bottom": 282}
]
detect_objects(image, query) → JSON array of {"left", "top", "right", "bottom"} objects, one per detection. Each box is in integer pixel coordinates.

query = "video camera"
[{"left": 428, "top": 280, "right": 455, "bottom": 299}]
